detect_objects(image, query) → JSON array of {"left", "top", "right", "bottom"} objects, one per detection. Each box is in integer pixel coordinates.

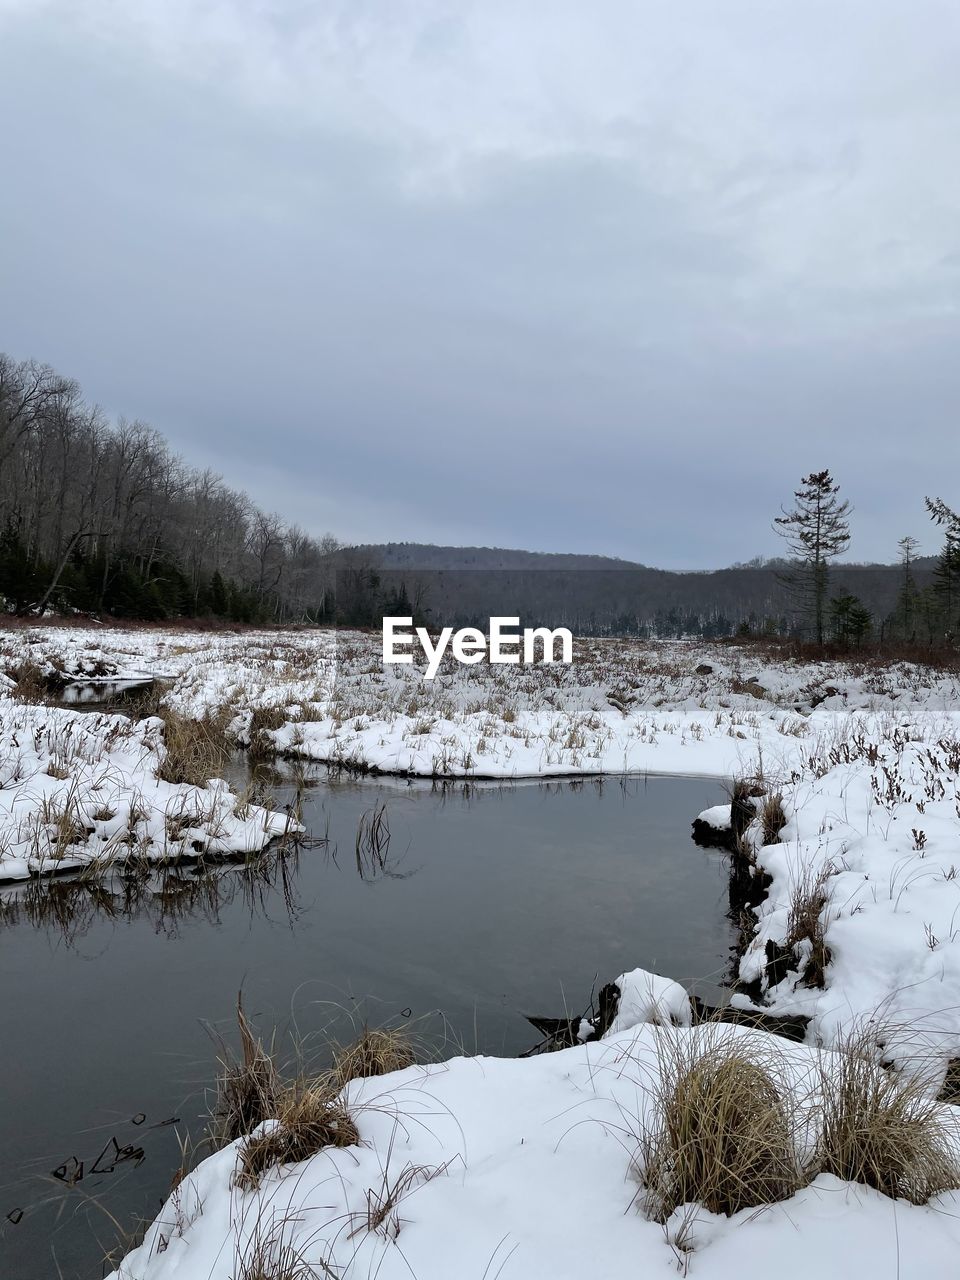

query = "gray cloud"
[{"left": 1, "top": 1, "right": 959, "bottom": 567}]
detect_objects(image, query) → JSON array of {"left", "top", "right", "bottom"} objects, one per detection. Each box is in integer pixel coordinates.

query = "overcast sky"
[{"left": 1, "top": 1, "right": 959, "bottom": 568}]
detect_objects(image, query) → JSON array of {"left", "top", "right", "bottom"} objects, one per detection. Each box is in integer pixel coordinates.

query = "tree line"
[
  {"left": 773, "top": 470, "right": 960, "bottom": 647},
  {"left": 0, "top": 354, "right": 341, "bottom": 621},
  {"left": 2, "top": 355, "right": 957, "bottom": 645}
]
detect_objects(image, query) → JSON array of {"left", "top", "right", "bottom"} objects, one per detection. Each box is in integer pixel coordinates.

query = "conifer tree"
[{"left": 774, "top": 471, "right": 851, "bottom": 645}]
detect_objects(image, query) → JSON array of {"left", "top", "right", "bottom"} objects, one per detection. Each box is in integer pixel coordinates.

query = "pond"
[{"left": 0, "top": 765, "right": 731, "bottom": 1279}]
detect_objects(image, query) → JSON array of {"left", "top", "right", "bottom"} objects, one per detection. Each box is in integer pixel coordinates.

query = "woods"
[
  {"left": 772, "top": 470, "right": 960, "bottom": 648},
  {"left": 0, "top": 354, "right": 340, "bottom": 621},
  {"left": 2, "top": 353, "right": 959, "bottom": 648}
]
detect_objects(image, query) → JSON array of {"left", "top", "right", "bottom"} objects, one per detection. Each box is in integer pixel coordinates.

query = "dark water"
[
  {"left": 56, "top": 680, "right": 157, "bottom": 708},
  {"left": 0, "top": 768, "right": 730, "bottom": 1279}
]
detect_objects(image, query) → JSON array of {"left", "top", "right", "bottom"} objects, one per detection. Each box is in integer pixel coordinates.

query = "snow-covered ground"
[
  {"left": 0, "top": 630, "right": 305, "bottom": 882},
  {"left": 4, "top": 623, "right": 958, "bottom": 780},
  {"left": 4, "top": 624, "right": 960, "bottom": 1276},
  {"left": 109, "top": 1009, "right": 960, "bottom": 1280},
  {"left": 731, "top": 724, "right": 960, "bottom": 1085}
]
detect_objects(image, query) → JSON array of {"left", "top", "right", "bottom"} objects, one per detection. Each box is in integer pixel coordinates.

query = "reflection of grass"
[
  {"left": 0, "top": 845, "right": 305, "bottom": 945},
  {"left": 354, "top": 801, "right": 392, "bottom": 879}
]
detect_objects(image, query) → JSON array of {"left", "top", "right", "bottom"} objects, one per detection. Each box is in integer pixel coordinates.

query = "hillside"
[{"left": 343, "top": 543, "right": 932, "bottom": 637}]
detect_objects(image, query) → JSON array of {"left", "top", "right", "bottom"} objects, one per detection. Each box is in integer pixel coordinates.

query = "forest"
[
  {"left": 0, "top": 354, "right": 340, "bottom": 621},
  {"left": 2, "top": 354, "right": 959, "bottom": 645}
]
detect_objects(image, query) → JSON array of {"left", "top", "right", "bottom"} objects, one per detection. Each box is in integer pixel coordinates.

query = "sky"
[{"left": 1, "top": 1, "right": 959, "bottom": 569}]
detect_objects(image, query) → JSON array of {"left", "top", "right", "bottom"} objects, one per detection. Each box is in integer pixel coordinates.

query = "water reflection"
[
  {"left": 57, "top": 679, "right": 157, "bottom": 708},
  {"left": 0, "top": 846, "right": 308, "bottom": 945},
  {"left": 2, "top": 769, "right": 732, "bottom": 1280}
]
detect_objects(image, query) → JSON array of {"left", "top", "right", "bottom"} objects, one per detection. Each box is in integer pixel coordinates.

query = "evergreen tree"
[
  {"left": 893, "top": 535, "right": 920, "bottom": 641},
  {"left": 775, "top": 471, "right": 851, "bottom": 645},
  {"left": 211, "top": 570, "right": 229, "bottom": 616},
  {"left": 925, "top": 498, "right": 960, "bottom": 638},
  {"left": 829, "top": 594, "right": 872, "bottom": 647}
]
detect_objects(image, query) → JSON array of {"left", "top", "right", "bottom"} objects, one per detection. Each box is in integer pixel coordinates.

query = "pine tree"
[
  {"left": 774, "top": 471, "right": 851, "bottom": 645},
  {"left": 894, "top": 535, "right": 920, "bottom": 641},
  {"left": 829, "top": 594, "right": 872, "bottom": 647},
  {"left": 925, "top": 498, "right": 960, "bottom": 638}
]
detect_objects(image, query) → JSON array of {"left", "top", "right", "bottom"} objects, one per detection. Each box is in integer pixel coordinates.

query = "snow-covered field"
[
  {"left": 0, "top": 628, "right": 309, "bottom": 883},
  {"left": 4, "top": 623, "right": 958, "bottom": 780},
  {"left": 108, "top": 1010, "right": 960, "bottom": 1280},
  {"left": 4, "top": 624, "right": 960, "bottom": 1277}
]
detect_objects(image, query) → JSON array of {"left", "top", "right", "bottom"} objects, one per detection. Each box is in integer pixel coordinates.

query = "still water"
[{"left": 0, "top": 766, "right": 730, "bottom": 1279}]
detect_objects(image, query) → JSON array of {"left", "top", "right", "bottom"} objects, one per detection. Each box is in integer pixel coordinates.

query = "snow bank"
[
  {"left": 735, "top": 730, "right": 960, "bottom": 1085},
  {"left": 696, "top": 802, "right": 733, "bottom": 830},
  {"left": 107, "top": 1024, "right": 960, "bottom": 1280},
  {"left": 606, "top": 967, "right": 693, "bottom": 1033},
  {"left": 0, "top": 697, "right": 296, "bottom": 882},
  {"left": 6, "top": 626, "right": 959, "bottom": 782}
]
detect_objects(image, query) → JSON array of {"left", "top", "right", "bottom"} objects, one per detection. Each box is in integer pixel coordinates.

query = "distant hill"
[
  {"left": 336, "top": 543, "right": 930, "bottom": 638},
  {"left": 347, "top": 543, "right": 652, "bottom": 571}
]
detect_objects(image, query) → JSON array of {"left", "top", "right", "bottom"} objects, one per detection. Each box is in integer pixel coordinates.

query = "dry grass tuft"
[
  {"left": 640, "top": 1029, "right": 807, "bottom": 1222},
  {"left": 208, "top": 999, "right": 361, "bottom": 1193},
  {"left": 5, "top": 659, "right": 50, "bottom": 702},
  {"left": 332, "top": 1027, "right": 416, "bottom": 1088},
  {"left": 232, "top": 1218, "right": 324, "bottom": 1280},
  {"left": 247, "top": 704, "right": 289, "bottom": 760},
  {"left": 158, "top": 709, "right": 231, "bottom": 786},
  {"left": 210, "top": 998, "right": 283, "bottom": 1149},
  {"left": 236, "top": 1086, "right": 359, "bottom": 1190},
  {"left": 817, "top": 1029, "right": 960, "bottom": 1204},
  {"left": 759, "top": 792, "right": 787, "bottom": 846},
  {"left": 785, "top": 861, "right": 834, "bottom": 988}
]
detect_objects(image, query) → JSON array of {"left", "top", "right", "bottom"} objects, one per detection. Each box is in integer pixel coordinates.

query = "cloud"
[{"left": 1, "top": 1, "right": 958, "bottom": 566}]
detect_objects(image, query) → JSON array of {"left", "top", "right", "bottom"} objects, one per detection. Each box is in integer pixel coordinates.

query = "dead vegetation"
[
  {"left": 246, "top": 704, "right": 289, "bottom": 760},
  {"left": 785, "top": 861, "right": 835, "bottom": 988},
  {"left": 233, "top": 1237, "right": 318, "bottom": 1280},
  {"left": 637, "top": 1016, "right": 960, "bottom": 1230},
  {"left": 639, "top": 1029, "right": 807, "bottom": 1222},
  {"left": 205, "top": 1001, "right": 419, "bottom": 1193},
  {"left": 331, "top": 1026, "right": 416, "bottom": 1088},
  {"left": 3, "top": 659, "right": 51, "bottom": 703},
  {"left": 759, "top": 791, "right": 787, "bottom": 846},
  {"left": 236, "top": 1086, "right": 360, "bottom": 1191},
  {"left": 157, "top": 708, "right": 232, "bottom": 786},
  {"left": 817, "top": 1027, "right": 960, "bottom": 1204},
  {"left": 209, "top": 999, "right": 284, "bottom": 1149}
]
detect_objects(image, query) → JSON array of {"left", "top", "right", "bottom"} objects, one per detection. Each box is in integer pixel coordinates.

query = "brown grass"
[
  {"left": 209, "top": 998, "right": 283, "bottom": 1148},
  {"left": 236, "top": 1086, "right": 359, "bottom": 1190},
  {"left": 207, "top": 999, "right": 362, "bottom": 1193},
  {"left": 640, "top": 1028, "right": 807, "bottom": 1222},
  {"left": 233, "top": 1237, "right": 318, "bottom": 1280},
  {"left": 759, "top": 792, "right": 787, "bottom": 846},
  {"left": 332, "top": 1027, "right": 416, "bottom": 1088},
  {"left": 4, "top": 659, "right": 50, "bottom": 702},
  {"left": 817, "top": 1029, "right": 960, "bottom": 1204},
  {"left": 247, "top": 704, "right": 289, "bottom": 760},
  {"left": 158, "top": 709, "right": 232, "bottom": 786},
  {"left": 785, "top": 862, "right": 834, "bottom": 988}
]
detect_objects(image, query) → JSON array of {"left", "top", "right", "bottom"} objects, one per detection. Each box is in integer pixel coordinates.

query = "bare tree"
[{"left": 0, "top": 352, "right": 340, "bottom": 620}]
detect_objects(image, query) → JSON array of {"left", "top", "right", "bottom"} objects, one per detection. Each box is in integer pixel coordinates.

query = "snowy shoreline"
[{"left": 5, "top": 625, "right": 960, "bottom": 1277}]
